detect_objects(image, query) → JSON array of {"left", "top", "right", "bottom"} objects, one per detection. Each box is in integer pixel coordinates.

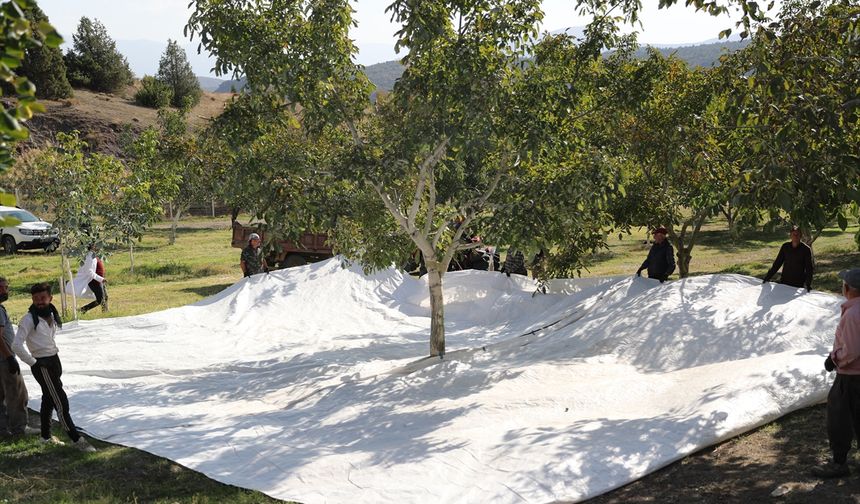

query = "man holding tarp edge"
[
  {"left": 636, "top": 227, "right": 675, "bottom": 283},
  {"left": 814, "top": 268, "right": 860, "bottom": 478},
  {"left": 763, "top": 225, "right": 814, "bottom": 292}
]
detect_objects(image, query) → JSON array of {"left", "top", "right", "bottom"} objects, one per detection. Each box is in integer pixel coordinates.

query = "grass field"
[{"left": 0, "top": 216, "right": 858, "bottom": 503}]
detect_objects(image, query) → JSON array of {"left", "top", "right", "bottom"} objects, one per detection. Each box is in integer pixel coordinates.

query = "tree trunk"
[
  {"left": 169, "top": 206, "right": 184, "bottom": 245},
  {"left": 61, "top": 253, "right": 78, "bottom": 318},
  {"left": 677, "top": 247, "right": 692, "bottom": 278},
  {"left": 129, "top": 242, "right": 135, "bottom": 275},
  {"left": 426, "top": 264, "right": 446, "bottom": 357},
  {"left": 721, "top": 201, "right": 736, "bottom": 234}
]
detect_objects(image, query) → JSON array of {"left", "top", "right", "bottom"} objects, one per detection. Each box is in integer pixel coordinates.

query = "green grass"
[
  {"left": 0, "top": 217, "right": 285, "bottom": 503},
  {"left": 0, "top": 431, "right": 283, "bottom": 503},
  {"left": 0, "top": 215, "right": 857, "bottom": 503},
  {"left": 0, "top": 225, "right": 239, "bottom": 323}
]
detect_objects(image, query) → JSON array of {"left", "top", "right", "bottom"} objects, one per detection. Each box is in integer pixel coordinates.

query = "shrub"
[{"left": 134, "top": 76, "right": 173, "bottom": 109}]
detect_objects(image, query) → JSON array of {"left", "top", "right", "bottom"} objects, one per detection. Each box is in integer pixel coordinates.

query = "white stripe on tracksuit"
[{"left": 39, "top": 365, "right": 72, "bottom": 435}]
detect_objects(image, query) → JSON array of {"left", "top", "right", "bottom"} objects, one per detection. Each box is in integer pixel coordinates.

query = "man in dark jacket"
[
  {"left": 763, "top": 225, "right": 814, "bottom": 292},
  {"left": 240, "top": 233, "right": 268, "bottom": 277},
  {"left": 636, "top": 227, "right": 675, "bottom": 282}
]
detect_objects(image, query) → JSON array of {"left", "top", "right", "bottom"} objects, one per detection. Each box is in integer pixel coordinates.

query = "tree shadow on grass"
[
  {"left": 180, "top": 283, "right": 235, "bottom": 298},
  {"left": 813, "top": 250, "right": 860, "bottom": 293},
  {"left": 0, "top": 415, "right": 285, "bottom": 503},
  {"left": 586, "top": 403, "right": 860, "bottom": 504},
  {"left": 695, "top": 226, "right": 789, "bottom": 253}
]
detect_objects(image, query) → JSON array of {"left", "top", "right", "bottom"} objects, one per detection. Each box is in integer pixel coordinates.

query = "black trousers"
[
  {"left": 826, "top": 373, "right": 860, "bottom": 464},
  {"left": 31, "top": 354, "right": 80, "bottom": 442},
  {"left": 80, "top": 280, "right": 104, "bottom": 312}
]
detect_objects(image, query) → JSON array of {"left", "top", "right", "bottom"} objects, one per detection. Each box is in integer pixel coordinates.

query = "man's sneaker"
[
  {"left": 73, "top": 437, "right": 96, "bottom": 453},
  {"left": 39, "top": 435, "right": 65, "bottom": 446},
  {"left": 810, "top": 461, "right": 850, "bottom": 479}
]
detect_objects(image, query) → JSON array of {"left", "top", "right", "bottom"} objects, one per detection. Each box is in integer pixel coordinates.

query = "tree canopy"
[
  {"left": 18, "top": 2, "right": 71, "bottom": 99},
  {"left": 184, "top": 0, "right": 855, "bottom": 355},
  {"left": 1, "top": 0, "right": 62, "bottom": 170}
]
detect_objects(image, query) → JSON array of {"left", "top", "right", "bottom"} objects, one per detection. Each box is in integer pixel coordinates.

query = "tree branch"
[
  {"left": 371, "top": 181, "right": 433, "bottom": 254},
  {"left": 422, "top": 164, "right": 437, "bottom": 238},
  {"left": 407, "top": 138, "right": 449, "bottom": 228},
  {"left": 442, "top": 165, "right": 506, "bottom": 267}
]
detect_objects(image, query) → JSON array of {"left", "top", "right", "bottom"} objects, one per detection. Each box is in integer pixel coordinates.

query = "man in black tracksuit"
[
  {"left": 763, "top": 225, "right": 814, "bottom": 292},
  {"left": 636, "top": 227, "right": 676, "bottom": 283}
]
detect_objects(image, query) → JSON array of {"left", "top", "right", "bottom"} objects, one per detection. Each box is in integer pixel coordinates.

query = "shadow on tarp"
[
  {"left": 481, "top": 275, "right": 838, "bottom": 374},
  {"left": 55, "top": 271, "right": 842, "bottom": 503},
  {"left": 502, "top": 366, "right": 826, "bottom": 503}
]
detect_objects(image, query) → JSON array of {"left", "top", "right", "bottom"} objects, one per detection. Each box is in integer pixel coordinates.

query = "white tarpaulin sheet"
[{"left": 21, "top": 258, "right": 839, "bottom": 503}]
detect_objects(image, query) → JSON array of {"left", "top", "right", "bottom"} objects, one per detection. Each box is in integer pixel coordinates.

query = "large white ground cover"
[{"left": 23, "top": 258, "right": 839, "bottom": 503}]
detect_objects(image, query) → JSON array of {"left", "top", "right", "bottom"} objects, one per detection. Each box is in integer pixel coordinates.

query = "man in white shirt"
[{"left": 12, "top": 282, "right": 95, "bottom": 452}]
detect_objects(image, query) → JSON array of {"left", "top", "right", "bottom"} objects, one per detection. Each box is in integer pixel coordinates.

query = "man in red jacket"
[{"left": 813, "top": 268, "right": 860, "bottom": 478}]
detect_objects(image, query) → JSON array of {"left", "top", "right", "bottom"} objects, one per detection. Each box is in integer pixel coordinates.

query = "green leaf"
[{"left": 0, "top": 191, "right": 16, "bottom": 206}]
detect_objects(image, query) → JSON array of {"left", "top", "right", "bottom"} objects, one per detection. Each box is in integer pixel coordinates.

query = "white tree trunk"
[
  {"left": 129, "top": 241, "right": 135, "bottom": 274},
  {"left": 169, "top": 205, "right": 184, "bottom": 245},
  {"left": 62, "top": 253, "right": 78, "bottom": 319},
  {"left": 59, "top": 276, "right": 66, "bottom": 315}
]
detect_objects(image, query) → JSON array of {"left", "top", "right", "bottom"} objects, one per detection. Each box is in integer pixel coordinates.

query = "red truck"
[{"left": 231, "top": 221, "right": 333, "bottom": 268}]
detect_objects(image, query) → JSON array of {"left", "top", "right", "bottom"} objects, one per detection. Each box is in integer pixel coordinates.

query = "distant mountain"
[
  {"left": 215, "top": 78, "right": 246, "bottom": 93},
  {"left": 364, "top": 60, "right": 405, "bottom": 92},
  {"left": 361, "top": 39, "right": 749, "bottom": 92},
  {"left": 197, "top": 76, "right": 226, "bottom": 92},
  {"left": 632, "top": 39, "right": 750, "bottom": 68},
  {"left": 211, "top": 60, "right": 404, "bottom": 94}
]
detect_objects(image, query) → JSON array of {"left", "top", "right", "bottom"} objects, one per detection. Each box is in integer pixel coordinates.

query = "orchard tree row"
[
  {"left": 182, "top": 0, "right": 858, "bottom": 355},
  {"left": 3, "top": 0, "right": 857, "bottom": 355}
]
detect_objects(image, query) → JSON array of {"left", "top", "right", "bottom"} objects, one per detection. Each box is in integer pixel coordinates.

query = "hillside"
[{"left": 23, "top": 86, "right": 234, "bottom": 157}]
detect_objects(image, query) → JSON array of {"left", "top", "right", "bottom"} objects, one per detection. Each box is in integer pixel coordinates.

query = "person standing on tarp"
[
  {"left": 12, "top": 283, "right": 96, "bottom": 452},
  {"left": 636, "top": 227, "right": 675, "bottom": 283},
  {"left": 240, "top": 233, "right": 268, "bottom": 277},
  {"left": 813, "top": 268, "right": 860, "bottom": 479},
  {"left": 0, "top": 277, "right": 29, "bottom": 439},
  {"left": 763, "top": 225, "right": 814, "bottom": 292}
]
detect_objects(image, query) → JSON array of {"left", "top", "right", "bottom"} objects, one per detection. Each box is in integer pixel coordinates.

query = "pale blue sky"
[{"left": 37, "top": 0, "right": 774, "bottom": 76}]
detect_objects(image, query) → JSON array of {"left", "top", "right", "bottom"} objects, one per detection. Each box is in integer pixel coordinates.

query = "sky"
[{"left": 37, "top": 0, "right": 775, "bottom": 77}]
